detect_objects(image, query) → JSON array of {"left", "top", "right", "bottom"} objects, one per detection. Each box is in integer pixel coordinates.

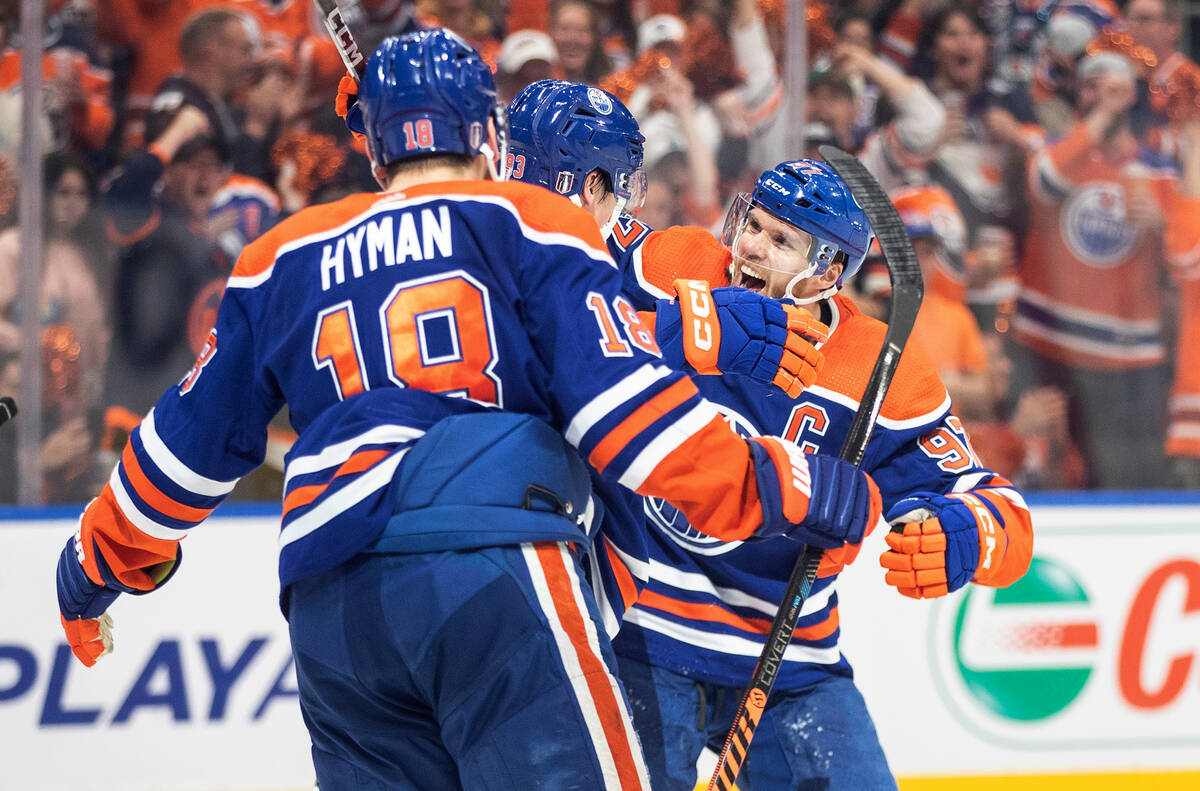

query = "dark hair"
[
  {"left": 910, "top": 7, "right": 990, "bottom": 83},
  {"left": 44, "top": 151, "right": 96, "bottom": 197},
  {"left": 179, "top": 8, "right": 245, "bottom": 63},
  {"left": 833, "top": 10, "right": 873, "bottom": 36},
  {"left": 550, "top": 0, "right": 613, "bottom": 84}
]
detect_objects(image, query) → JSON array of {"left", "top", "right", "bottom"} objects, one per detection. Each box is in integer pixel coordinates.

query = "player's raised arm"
[{"left": 506, "top": 191, "right": 881, "bottom": 550}]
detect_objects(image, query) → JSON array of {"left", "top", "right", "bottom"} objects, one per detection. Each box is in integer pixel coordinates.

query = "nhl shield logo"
[
  {"left": 469, "top": 122, "right": 484, "bottom": 149},
  {"left": 555, "top": 171, "right": 575, "bottom": 194}
]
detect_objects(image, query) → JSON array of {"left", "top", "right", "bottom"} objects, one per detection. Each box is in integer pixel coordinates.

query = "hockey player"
[
  {"left": 55, "top": 30, "right": 885, "bottom": 790},
  {"left": 506, "top": 80, "right": 1034, "bottom": 789}
]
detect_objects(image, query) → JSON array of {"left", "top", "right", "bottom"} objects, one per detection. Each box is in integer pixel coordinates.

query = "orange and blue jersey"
[
  {"left": 77, "top": 180, "right": 773, "bottom": 595},
  {"left": 603, "top": 237, "right": 1033, "bottom": 688},
  {"left": 605, "top": 214, "right": 731, "bottom": 310},
  {"left": 1018, "top": 122, "right": 1200, "bottom": 370}
]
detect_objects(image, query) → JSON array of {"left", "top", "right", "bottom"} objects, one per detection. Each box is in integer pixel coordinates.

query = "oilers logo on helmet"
[
  {"left": 586, "top": 87, "right": 614, "bottom": 115},
  {"left": 506, "top": 80, "right": 645, "bottom": 204}
]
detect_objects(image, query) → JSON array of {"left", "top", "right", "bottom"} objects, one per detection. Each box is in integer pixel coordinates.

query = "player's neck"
[{"left": 384, "top": 160, "right": 488, "bottom": 193}]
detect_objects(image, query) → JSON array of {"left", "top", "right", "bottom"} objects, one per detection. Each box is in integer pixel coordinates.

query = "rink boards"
[{"left": 1, "top": 495, "right": 1198, "bottom": 790}]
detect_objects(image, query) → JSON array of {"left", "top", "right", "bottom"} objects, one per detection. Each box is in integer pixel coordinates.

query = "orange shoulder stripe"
[
  {"left": 642, "top": 226, "right": 731, "bottom": 292},
  {"left": 406, "top": 179, "right": 610, "bottom": 256},
  {"left": 232, "top": 192, "right": 380, "bottom": 279}
]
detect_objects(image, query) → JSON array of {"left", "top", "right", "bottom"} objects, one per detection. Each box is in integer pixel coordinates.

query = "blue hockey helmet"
[
  {"left": 507, "top": 80, "right": 647, "bottom": 216},
  {"left": 723, "top": 159, "right": 874, "bottom": 303},
  {"left": 358, "top": 29, "right": 508, "bottom": 177}
]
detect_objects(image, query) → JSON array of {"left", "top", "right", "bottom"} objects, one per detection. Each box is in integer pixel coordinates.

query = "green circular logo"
[{"left": 952, "top": 557, "right": 1096, "bottom": 721}]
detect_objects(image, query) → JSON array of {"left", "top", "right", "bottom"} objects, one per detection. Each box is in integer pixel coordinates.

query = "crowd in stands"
[{"left": 0, "top": 0, "right": 1197, "bottom": 501}]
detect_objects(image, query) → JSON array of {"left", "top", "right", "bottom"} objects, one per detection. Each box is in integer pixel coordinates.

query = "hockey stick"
[
  {"left": 314, "top": 0, "right": 367, "bottom": 81},
  {"left": 706, "top": 145, "right": 924, "bottom": 791}
]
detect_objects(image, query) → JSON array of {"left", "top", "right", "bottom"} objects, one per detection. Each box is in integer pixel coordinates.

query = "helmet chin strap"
[
  {"left": 479, "top": 143, "right": 506, "bottom": 182},
  {"left": 570, "top": 194, "right": 626, "bottom": 238},
  {"left": 599, "top": 198, "right": 627, "bottom": 238}
]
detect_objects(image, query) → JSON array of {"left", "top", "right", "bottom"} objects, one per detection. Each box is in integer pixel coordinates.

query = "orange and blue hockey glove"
[
  {"left": 879, "top": 492, "right": 996, "bottom": 598},
  {"left": 56, "top": 520, "right": 182, "bottom": 666},
  {"left": 748, "top": 437, "right": 883, "bottom": 548},
  {"left": 661, "top": 280, "right": 828, "bottom": 397},
  {"left": 334, "top": 74, "right": 367, "bottom": 144}
]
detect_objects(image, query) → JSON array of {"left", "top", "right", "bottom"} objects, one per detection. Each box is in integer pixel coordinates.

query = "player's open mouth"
[{"left": 735, "top": 264, "right": 766, "bottom": 294}]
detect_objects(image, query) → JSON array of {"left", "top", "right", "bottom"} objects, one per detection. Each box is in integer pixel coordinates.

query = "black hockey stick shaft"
[
  {"left": 314, "top": 0, "right": 366, "bottom": 81},
  {"left": 708, "top": 146, "right": 924, "bottom": 791}
]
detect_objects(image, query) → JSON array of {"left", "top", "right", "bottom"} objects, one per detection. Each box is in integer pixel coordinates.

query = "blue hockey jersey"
[
  {"left": 600, "top": 218, "right": 1034, "bottom": 689},
  {"left": 80, "top": 181, "right": 787, "bottom": 596}
]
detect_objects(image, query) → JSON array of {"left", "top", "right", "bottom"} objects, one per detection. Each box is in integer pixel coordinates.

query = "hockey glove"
[
  {"left": 662, "top": 280, "right": 828, "bottom": 397},
  {"left": 879, "top": 492, "right": 997, "bottom": 598},
  {"left": 334, "top": 75, "right": 367, "bottom": 143},
  {"left": 56, "top": 524, "right": 182, "bottom": 667},
  {"left": 748, "top": 436, "right": 883, "bottom": 548}
]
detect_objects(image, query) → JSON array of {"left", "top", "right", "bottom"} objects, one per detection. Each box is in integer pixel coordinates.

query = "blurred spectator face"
[
  {"left": 214, "top": 18, "right": 257, "bottom": 96},
  {"left": 911, "top": 236, "right": 943, "bottom": 282},
  {"left": 931, "top": 11, "right": 989, "bottom": 90},
  {"left": 1126, "top": 0, "right": 1180, "bottom": 57},
  {"left": 836, "top": 17, "right": 874, "bottom": 51},
  {"left": 807, "top": 81, "right": 856, "bottom": 148},
  {"left": 1076, "top": 68, "right": 1136, "bottom": 115},
  {"left": 164, "top": 146, "right": 228, "bottom": 222},
  {"left": 497, "top": 30, "right": 558, "bottom": 102},
  {"left": 638, "top": 181, "right": 674, "bottom": 229},
  {"left": 551, "top": 3, "right": 596, "bottom": 78},
  {"left": 49, "top": 167, "right": 89, "bottom": 235}
]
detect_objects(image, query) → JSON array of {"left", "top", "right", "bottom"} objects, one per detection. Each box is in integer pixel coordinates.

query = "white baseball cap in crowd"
[
  {"left": 498, "top": 29, "right": 559, "bottom": 74},
  {"left": 637, "top": 14, "right": 686, "bottom": 55}
]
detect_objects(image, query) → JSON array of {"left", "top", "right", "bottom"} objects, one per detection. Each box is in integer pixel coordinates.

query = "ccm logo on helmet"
[{"left": 761, "top": 178, "right": 790, "bottom": 196}]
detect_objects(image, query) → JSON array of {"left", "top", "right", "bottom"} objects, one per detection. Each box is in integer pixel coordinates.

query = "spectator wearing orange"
[
  {"left": 0, "top": 4, "right": 114, "bottom": 155},
  {"left": 99, "top": 0, "right": 196, "bottom": 150},
  {"left": 1014, "top": 52, "right": 1200, "bottom": 487},
  {"left": 891, "top": 184, "right": 991, "bottom": 419},
  {"left": 1126, "top": 0, "right": 1200, "bottom": 139},
  {"left": 965, "top": 333, "right": 1087, "bottom": 490}
]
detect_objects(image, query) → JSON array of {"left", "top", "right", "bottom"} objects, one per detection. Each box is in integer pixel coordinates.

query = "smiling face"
[
  {"left": 730, "top": 206, "right": 818, "bottom": 298},
  {"left": 550, "top": 3, "right": 595, "bottom": 78}
]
